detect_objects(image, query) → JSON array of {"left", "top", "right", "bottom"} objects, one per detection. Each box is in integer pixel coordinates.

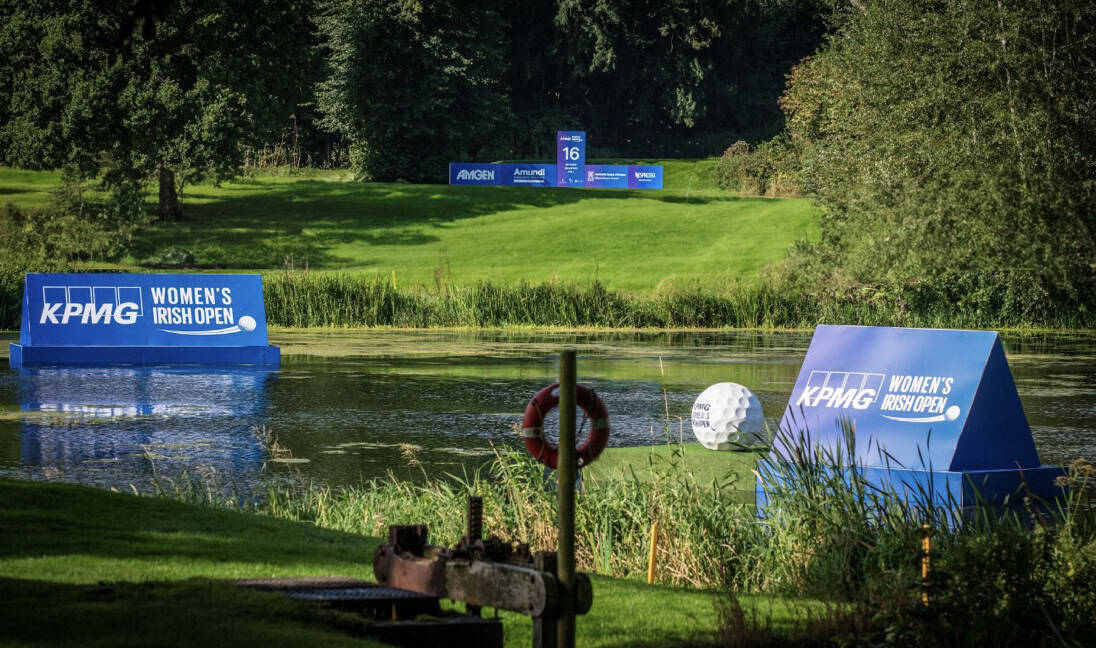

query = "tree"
[
  {"left": 317, "top": 0, "right": 509, "bottom": 183},
  {"left": 779, "top": 0, "right": 1096, "bottom": 319},
  {"left": 0, "top": 0, "right": 317, "bottom": 220}
]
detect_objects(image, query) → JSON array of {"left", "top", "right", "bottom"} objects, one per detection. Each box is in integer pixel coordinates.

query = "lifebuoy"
[{"left": 521, "top": 383, "right": 610, "bottom": 469}]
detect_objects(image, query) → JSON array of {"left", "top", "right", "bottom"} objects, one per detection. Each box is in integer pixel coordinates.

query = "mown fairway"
[{"left": 0, "top": 162, "right": 819, "bottom": 295}]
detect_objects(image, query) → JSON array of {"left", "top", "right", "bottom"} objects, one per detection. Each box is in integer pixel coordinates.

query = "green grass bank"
[
  {"left": 0, "top": 162, "right": 818, "bottom": 294},
  {"left": 3, "top": 163, "right": 1091, "bottom": 329},
  {"left": 0, "top": 476, "right": 786, "bottom": 647},
  {"left": 3, "top": 437, "right": 1094, "bottom": 646}
]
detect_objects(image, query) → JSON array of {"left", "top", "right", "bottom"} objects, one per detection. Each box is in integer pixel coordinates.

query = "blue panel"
[
  {"left": 951, "top": 337, "right": 1039, "bottom": 470},
  {"left": 449, "top": 163, "right": 501, "bottom": 185},
  {"left": 767, "top": 325, "right": 1057, "bottom": 515},
  {"left": 13, "top": 273, "right": 279, "bottom": 367},
  {"left": 556, "top": 131, "right": 586, "bottom": 187},
  {"left": 584, "top": 165, "right": 629, "bottom": 189},
  {"left": 778, "top": 325, "right": 1035, "bottom": 471},
  {"left": 627, "top": 165, "right": 664, "bottom": 190},
  {"left": 10, "top": 344, "right": 279, "bottom": 368},
  {"left": 500, "top": 163, "right": 556, "bottom": 186}
]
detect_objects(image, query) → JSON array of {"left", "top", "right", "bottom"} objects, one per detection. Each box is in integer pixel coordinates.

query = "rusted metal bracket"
[{"left": 372, "top": 495, "right": 593, "bottom": 647}]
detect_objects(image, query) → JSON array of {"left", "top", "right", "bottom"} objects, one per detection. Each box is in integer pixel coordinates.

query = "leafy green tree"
[
  {"left": 552, "top": 0, "right": 829, "bottom": 153},
  {"left": 0, "top": 0, "right": 317, "bottom": 220},
  {"left": 779, "top": 0, "right": 1096, "bottom": 319},
  {"left": 317, "top": 0, "right": 509, "bottom": 182}
]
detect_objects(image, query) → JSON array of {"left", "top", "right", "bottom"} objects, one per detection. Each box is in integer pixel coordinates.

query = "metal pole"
[{"left": 557, "top": 350, "right": 577, "bottom": 648}]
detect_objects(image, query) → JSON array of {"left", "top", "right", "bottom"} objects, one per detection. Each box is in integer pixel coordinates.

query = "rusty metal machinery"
[{"left": 373, "top": 496, "right": 593, "bottom": 647}]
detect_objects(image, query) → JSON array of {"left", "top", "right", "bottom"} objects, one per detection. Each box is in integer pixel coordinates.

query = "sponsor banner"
[
  {"left": 556, "top": 131, "right": 586, "bottom": 187},
  {"left": 19, "top": 273, "right": 271, "bottom": 348},
  {"left": 779, "top": 325, "right": 1040, "bottom": 472},
  {"left": 584, "top": 165, "right": 629, "bottom": 189},
  {"left": 449, "top": 162, "right": 501, "bottom": 186},
  {"left": 628, "top": 165, "right": 664, "bottom": 189},
  {"left": 500, "top": 163, "right": 556, "bottom": 187}
]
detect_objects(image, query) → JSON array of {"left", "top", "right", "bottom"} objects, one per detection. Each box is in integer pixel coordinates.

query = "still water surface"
[{"left": 1, "top": 330, "right": 1093, "bottom": 491}]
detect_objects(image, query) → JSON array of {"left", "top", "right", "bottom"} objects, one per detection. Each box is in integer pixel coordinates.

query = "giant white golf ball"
[
  {"left": 691, "top": 382, "right": 765, "bottom": 450},
  {"left": 238, "top": 315, "right": 257, "bottom": 332}
]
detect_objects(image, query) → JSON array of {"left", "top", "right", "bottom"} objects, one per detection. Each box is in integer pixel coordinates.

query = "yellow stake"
[
  {"left": 921, "top": 523, "right": 931, "bottom": 607},
  {"left": 647, "top": 520, "right": 660, "bottom": 584},
  {"left": 391, "top": 270, "right": 397, "bottom": 290}
]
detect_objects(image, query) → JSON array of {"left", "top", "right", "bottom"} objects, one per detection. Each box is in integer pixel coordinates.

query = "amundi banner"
[{"left": 10, "top": 273, "right": 279, "bottom": 367}]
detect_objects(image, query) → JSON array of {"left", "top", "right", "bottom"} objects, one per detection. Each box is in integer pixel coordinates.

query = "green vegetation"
[
  {"left": 256, "top": 436, "right": 1096, "bottom": 646},
  {"left": 260, "top": 272, "right": 1090, "bottom": 330},
  {"left": 2, "top": 433, "right": 1092, "bottom": 646},
  {"left": 317, "top": 0, "right": 828, "bottom": 182},
  {"left": 763, "top": 0, "right": 1096, "bottom": 324},
  {"left": 0, "top": 477, "right": 754, "bottom": 647},
  {"left": 583, "top": 442, "right": 758, "bottom": 487},
  {"left": 0, "top": 0, "right": 315, "bottom": 220}
]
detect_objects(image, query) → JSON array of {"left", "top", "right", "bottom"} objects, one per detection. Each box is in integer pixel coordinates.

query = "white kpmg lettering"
[
  {"left": 795, "top": 386, "right": 875, "bottom": 410},
  {"left": 39, "top": 302, "right": 139, "bottom": 325}
]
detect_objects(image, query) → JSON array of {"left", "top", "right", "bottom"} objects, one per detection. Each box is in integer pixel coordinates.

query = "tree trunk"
[{"left": 158, "top": 164, "right": 183, "bottom": 221}]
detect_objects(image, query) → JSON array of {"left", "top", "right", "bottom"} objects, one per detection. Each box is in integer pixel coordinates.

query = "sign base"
[
  {"left": 9, "top": 343, "right": 280, "bottom": 368},
  {"left": 756, "top": 464, "right": 1065, "bottom": 521}
]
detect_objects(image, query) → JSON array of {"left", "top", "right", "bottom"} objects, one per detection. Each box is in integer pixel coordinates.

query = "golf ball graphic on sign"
[
  {"left": 691, "top": 382, "right": 765, "bottom": 450},
  {"left": 238, "top": 315, "right": 257, "bottom": 332}
]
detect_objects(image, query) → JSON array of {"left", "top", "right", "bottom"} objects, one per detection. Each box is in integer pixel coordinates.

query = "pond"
[{"left": 1, "top": 329, "right": 1093, "bottom": 492}]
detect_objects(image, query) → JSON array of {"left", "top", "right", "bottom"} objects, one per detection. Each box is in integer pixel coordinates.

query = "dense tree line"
[
  {"left": 0, "top": 0, "right": 316, "bottom": 221},
  {"left": 319, "top": 0, "right": 829, "bottom": 181},
  {"left": 774, "top": 0, "right": 1096, "bottom": 320},
  {"left": 1, "top": 0, "right": 827, "bottom": 199},
  {"left": 1, "top": 0, "right": 1092, "bottom": 324}
]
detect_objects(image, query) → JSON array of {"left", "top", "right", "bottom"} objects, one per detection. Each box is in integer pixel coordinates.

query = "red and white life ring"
[{"left": 521, "top": 383, "right": 610, "bottom": 469}]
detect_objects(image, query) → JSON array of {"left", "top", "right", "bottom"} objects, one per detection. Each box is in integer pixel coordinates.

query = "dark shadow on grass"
[
  {"left": 0, "top": 577, "right": 377, "bottom": 647},
  {"left": 0, "top": 187, "right": 28, "bottom": 196},
  {"left": 133, "top": 179, "right": 765, "bottom": 268},
  {"left": 0, "top": 478, "right": 380, "bottom": 571}
]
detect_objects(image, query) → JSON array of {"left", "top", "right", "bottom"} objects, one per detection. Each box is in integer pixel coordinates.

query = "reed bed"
[
  {"left": 143, "top": 425, "right": 1095, "bottom": 644},
  {"left": 260, "top": 271, "right": 1094, "bottom": 331}
]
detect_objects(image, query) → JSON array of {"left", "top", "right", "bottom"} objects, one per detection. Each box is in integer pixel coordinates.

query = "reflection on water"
[
  {"left": 4, "top": 367, "right": 272, "bottom": 490},
  {"left": 0, "top": 329, "right": 1093, "bottom": 490}
]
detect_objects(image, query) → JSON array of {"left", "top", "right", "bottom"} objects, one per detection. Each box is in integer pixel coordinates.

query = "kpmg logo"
[
  {"left": 795, "top": 371, "right": 883, "bottom": 410},
  {"left": 456, "top": 169, "right": 495, "bottom": 181},
  {"left": 793, "top": 369, "right": 962, "bottom": 423},
  {"left": 39, "top": 285, "right": 142, "bottom": 325}
]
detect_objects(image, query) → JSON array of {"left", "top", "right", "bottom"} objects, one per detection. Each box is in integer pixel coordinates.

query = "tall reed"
[{"left": 261, "top": 272, "right": 1093, "bottom": 331}]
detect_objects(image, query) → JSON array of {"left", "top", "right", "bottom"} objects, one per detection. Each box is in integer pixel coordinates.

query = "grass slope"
[
  {"left": 585, "top": 442, "right": 760, "bottom": 489},
  {"left": 0, "top": 163, "right": 819, "bottom": 295},
  {"left": 0, "top": 477, "right": 787, "bottom": 647}
]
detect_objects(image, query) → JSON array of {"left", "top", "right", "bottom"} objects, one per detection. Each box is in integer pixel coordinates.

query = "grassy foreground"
[
  {"left": 0, "top": 162, "right": 819, "bottom": 295},
  {"left": 0, "top": 477, "right": 785, "bottom": 647}
]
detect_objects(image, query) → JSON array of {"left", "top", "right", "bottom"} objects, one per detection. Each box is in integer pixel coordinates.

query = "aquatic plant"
[{"left": 260, "top": 271, "right": 1094, "bottom": 331}]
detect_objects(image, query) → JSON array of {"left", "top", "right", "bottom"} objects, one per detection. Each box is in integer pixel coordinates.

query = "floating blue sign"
[
  {"left": 449, "top": 162, "right": 500, "bottom": 186},
  {"left": 763, "top": 325, "right": 1062, "bottom": 511},
  {"left": 584, "top": 165, "right": 629, "bottom": 189},
  {"left": 501, "top": 163, "right": 556, "bottom": 187},
  {"left": 556, "top": 131, "right": 586, "bottom": 187},
  {"left": 9, "top": 273, "right": 279, "bottom": 367}
]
